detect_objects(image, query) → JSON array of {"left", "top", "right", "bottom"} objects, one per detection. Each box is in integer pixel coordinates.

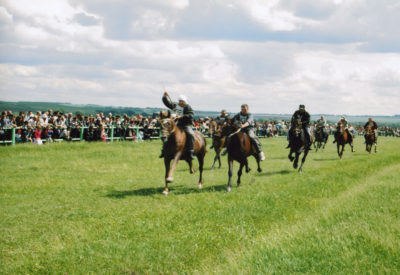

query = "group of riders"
[{"left": 159, "top": 92, "right": 379, "bottom": 159}]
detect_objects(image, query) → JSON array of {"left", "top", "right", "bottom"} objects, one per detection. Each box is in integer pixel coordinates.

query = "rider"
[
  {"left": 333, "top": 116, "right": 353, "bottom": 144},
  {"left": 221, "top": 104, "right": 265, "bottom": 161},
  {"left": 364, "top": 117, "right": 378, "bottom": 144},
  {"left": 216, "top": 109, "right": 230, "bottom": 125},
  {"left": 160, "top": 92, "right": 195, "bottom": 160},
  {"left": 286, "top": 104, "right": 312, "bottom": 149},
  {"left": 316, "top": 115, "right": 327, "bottom": 128},
  {"left": 316, "top": 115, "right": 328, "bottom": 136},
  {"left": 210, "top": 109, "right": 230, "bottom": 149}
]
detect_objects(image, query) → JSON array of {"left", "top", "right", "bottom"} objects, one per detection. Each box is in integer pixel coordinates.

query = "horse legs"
[
  {"left": 166, "top": 152, "right": 182, "bottom": 183},
  {"left": 293, "top": 151, "right": 300, "bottom": 169},
  {"left": 197, "top": 153, "right": 204, "bottom": 189},
  {"left": 288, "top": 149, "right": 295, "bottom": 162},
  {"left": 227, "top": 158, "right": 234, "bottom": 192},
  {"left": 298, "top": 149, "right": 309, "bottom": 174},
  {"left": 374, "top": 143, "right": 377, "bottom": 153},
  {"left": 211, "top": 151, "right": 219, "bottom": 170},
  {"left": 339, "top": 145, "right": 344, "bottom": 159},
  {"left": 163, "top": 158, "right": 172, "bottom": 195},
  {"left": 256, "top": 158, "right": 262, "bottom": 173},
  {"left": 237, "top": 162, "right": 244, "bottom": 187}
]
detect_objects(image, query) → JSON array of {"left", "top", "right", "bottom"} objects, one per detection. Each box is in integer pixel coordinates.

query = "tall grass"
[{"left": 1, "top": 137, "right": 399, "bottom": 274}]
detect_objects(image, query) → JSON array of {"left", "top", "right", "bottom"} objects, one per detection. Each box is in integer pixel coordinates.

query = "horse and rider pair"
[{"left": 159, "top": 93, "right": 265, "bottom": 193}]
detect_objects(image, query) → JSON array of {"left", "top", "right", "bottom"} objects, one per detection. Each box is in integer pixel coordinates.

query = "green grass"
[{"left": 1, "top": 137, "right": 400, "bottom": 274}]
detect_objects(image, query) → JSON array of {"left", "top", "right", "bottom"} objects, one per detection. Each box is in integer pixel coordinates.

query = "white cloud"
[{"left": 0, "top": 0, "right": 400, "bottom": 116}]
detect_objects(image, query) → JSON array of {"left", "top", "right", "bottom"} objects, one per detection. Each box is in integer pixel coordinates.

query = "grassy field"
[{"left": 1, "top": 137, "right": 400, "bottom": 274}]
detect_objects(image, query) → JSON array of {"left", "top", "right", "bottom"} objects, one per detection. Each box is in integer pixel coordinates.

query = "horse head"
[
  {"left": 220, "top": 119, "right": 238, "bottom": 137},
  {"left": 365, "top": 125, "right": 373, "bottom": 135},
  {"left": 337, "top": 122, "right": 344, "bottom": 134},
  {"left": 293, "top": 118, "right": 303, "bottom": 136},
  {"left": 159, "top": 110, "right": 176, "bottom": 141}
]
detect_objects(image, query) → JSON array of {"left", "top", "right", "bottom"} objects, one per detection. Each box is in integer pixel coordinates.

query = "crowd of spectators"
[{"left": 1, "top": 109, "right": 399, "bottom": 144}]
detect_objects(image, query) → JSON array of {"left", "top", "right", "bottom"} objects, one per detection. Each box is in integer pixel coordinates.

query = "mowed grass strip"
[{"left": 0, "top": 137, "right": 399, "bottom": 274}]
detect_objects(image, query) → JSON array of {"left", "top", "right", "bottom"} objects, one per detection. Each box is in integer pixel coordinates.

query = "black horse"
[
  {"left": 288, "top": 119, "right": 311, "bottom": 173},
  {"left": 313, "top": 125, "right": 329, "bottom": 152},
  {"left": 364, "top": 125, "right": 377, "bottom": 153},
  {"left": 222, "top": 120, "right": 262, "bottom": 192}
]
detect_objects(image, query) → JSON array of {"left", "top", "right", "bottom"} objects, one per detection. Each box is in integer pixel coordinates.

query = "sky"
[{"left": 0, "top": 0, "right": 400, "bottom": 115}]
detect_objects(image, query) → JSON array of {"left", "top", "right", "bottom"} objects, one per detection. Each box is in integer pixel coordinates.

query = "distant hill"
[{"left": 1, "top": 101, "right": 400, "bottom": 126}]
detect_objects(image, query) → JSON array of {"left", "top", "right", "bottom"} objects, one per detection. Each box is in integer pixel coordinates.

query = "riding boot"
[{"left": 184, "top": 125, "right": 195, "bottom": 160}]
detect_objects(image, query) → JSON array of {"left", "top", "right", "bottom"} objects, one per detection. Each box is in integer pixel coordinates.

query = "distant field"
[{"left": 1, "top": 137, "right": 400, "bottom": 274}]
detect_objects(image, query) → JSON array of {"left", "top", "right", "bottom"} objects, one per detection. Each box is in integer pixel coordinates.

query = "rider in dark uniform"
[
  {"left": 364, "top": 117, "right": 378, "bottom": 144},
  {"left": 286, "top": 104, "right": 312, "bottom": 149},
  {"left": 222, "top": 104, "right": 265, "bottom": 161},
  {"left": 161, "top": 92, "right": 195, "bottom": 160}
]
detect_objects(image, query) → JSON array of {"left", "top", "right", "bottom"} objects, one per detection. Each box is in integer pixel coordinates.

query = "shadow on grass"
[
  {"left": 257, "top": 169, "right": 292, "bottom": 177},
  {"left": 105, "top": 184, "right": 226, "bottom": 198}
]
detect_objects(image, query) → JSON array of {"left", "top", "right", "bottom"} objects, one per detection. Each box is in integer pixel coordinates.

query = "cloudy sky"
[{"left": 1, "top": 0, "right": 400, "bottom": 115}]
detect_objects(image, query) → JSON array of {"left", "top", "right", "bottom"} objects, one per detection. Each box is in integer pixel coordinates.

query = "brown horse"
[
  {"left": 209, "top": 120, "right": 226, "bottom": 169},
  {"left": 159, "top": 110, "right": 207, "bottom": 195},
  {"left": 222, "top": 120, "right": 262, "bottom": 192},
  {"left": 364, "top": 125, "right": 377, "bottom": 153},
  {"left": 335, "top": 123, "right": 354, "bottom": 159}
]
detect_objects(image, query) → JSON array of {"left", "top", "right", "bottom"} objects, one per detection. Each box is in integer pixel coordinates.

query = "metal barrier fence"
[{"left": 0, "top": 126, "right": 163, "bottom": 145}]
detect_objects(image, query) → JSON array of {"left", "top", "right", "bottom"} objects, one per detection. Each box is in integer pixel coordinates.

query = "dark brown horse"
[
  {"left": 209, "top": 120, "right": 226, "bottom": 169},
  {"left": 313, "top": 125, "right": 328, "bottom": 152},
  {"left": 222, "top": 120, "right": 262, "bottom": 192},
  {"left": 364, "top": 125, "right": 377, "bottom": 153},
  {"left": 288, "top": 119, "right": 312, "bottom": 173},
  {"left": 159, "top": 110, "right": 207, "bottom": 195},
  {"left": 335, "top": 123, "right": 354, "bottom": 159}
]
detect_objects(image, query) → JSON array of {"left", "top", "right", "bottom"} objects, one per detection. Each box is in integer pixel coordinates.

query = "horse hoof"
[
  {"left": 227, "top": 186, "right": 231, "bottom": 192},
  {"left": 257, "top": 168, "right": 262, "bottom": 173},
  {"left": 166, "top": 177, "right": 173, "bottom": 183},
  {"left": 198, "top": 183, "right": 203, "bottom": 189},
  {"left": 162, "top": 190, "right": 169, "bottom": 196},
  {"left": 190, "top": 169, "right": 196, "bottom": 174}
]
